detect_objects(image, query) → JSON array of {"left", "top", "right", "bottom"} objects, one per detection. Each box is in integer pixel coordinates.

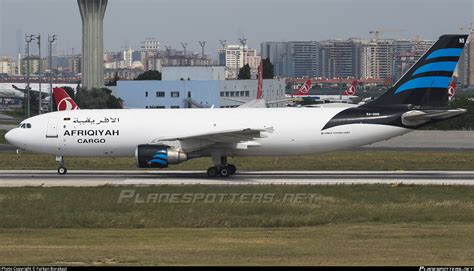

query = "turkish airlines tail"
[
  {"left": 448, "top": 81, "right": 456, "bottom": 99},
  {"left": 294, "top": 80, "right": 312, "bottom": 96},
  {"left": 53, "top": 87, "right": 80, "bottom": 111},
  {"left": 342, "top": 80, "right": 357, "bottom": 96}
]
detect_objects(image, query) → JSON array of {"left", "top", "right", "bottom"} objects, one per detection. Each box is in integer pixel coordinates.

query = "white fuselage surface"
[{"left": 7, "top": 107, "right": 411, "bottom": 158}]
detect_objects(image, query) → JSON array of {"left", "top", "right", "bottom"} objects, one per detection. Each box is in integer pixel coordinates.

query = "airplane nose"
[{"left": 4, "top": 130, "right": 13, "bottom": 144}]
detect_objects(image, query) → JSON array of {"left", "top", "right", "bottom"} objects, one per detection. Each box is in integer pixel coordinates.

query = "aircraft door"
[{"left": 46, "top": 118, "right": 59, "bottom": 138}]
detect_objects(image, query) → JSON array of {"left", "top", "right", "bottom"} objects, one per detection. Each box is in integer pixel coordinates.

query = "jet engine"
[{"left": 136, "top": 144, "right": 188, "bottom": 168}]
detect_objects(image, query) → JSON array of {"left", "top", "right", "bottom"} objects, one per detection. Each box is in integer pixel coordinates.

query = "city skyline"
[{"left": 0, "top": 0, "right": 473, "bottom": 58}]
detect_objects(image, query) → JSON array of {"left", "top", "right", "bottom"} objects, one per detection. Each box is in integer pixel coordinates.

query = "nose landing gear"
[{"left": 56, "top": 155, "right": 67, "bottom": 175}]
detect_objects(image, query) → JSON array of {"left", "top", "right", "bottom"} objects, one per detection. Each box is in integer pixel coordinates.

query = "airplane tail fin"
[
  {"left": 256, "top": 61, "right": 263, "bottom": 100},
  {"left": 295, "top": 80, "right": 312, "bottom": 95},
  {"left": 363, "top": 34, "right": 468, "bottom": 108},
  {"left": 53, "top": 87, "right": 80, "bottom": 111},
  {"left": 448, "top": 80, "right": 456, "bottom": 99},
  {"left": 343, "top": 80, "right": 357, "bottom": 96}
]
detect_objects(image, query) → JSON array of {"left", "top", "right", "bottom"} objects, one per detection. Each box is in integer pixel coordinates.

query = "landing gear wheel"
[
  {"left": 57, "top": 167, "right": 67, "bottom": 175},
  {"left": 227, "top": 164, "right": 236, "bottom": 175},
  {"left": 207, "top": 167, "right": 218, "bottom": 177},
  {"left": 219, "top": 167, "right": 230, "bottom": 178}
]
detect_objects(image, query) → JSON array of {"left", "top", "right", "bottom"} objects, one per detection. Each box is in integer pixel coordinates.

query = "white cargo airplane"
[{"left": 5, "top": 35, "right": 468, "bottom": 177}]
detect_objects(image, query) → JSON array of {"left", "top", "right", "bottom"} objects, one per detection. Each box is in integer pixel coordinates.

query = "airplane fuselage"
[{"left": 6, "top": 107, "right": 410, "bottom": 158}]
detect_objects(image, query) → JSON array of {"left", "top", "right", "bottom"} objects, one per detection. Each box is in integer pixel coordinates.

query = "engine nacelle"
[{"left": 136, "top": 144, "right": 188, "bottom": 168}]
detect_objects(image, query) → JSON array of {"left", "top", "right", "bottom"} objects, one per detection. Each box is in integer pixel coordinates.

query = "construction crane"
[
  {"left": 369, "top": 29, "right": 407, "bottom": 40},
  {"left": 459, "top": 22, "right": 474, "bottom": 33}
]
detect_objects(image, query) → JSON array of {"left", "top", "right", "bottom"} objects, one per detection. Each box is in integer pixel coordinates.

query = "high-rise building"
[
  {"left": 260, "top": 41, "right": 286, "bottom": 76},
  {"left": 224, "top": 44, "right": 245, "bottom": 73},
  {"left": 21, "top": 56, "right": 47, "bottom": 75},
  {"left": 123, "top": 46, "right": 133, "bottom": 68},
  {"left": 261, "top": 41, "right": 319, "bottom": 78},
  {"left": 0, "top": 57, "right": 14, "bottom": 75},
  {"left": 414, "top": 40, "right": 435, "bottom": 53},
  {"left": 290, "top": 41, "right": 319, "bottom": 78},
  {"left": 319, "top": 39, "right": 361, "bottom": 79},
  {"left": 361, "top": 40, "right": 396, "bottom": 80},
  {"left": 392, "top": 39, "right": 434, "bottom": 82},
  {"left": 140, "top": 38, "right": 160, "bottom": 70},
  {"left": 458, "top": 43, "right": 470, "bottom": 86},
  {"left": 67, "top": 56, "right": 81, "bottom": 74},
  {"left": 245, "top": 48, "right": 261, "bottom": 70},
  {"left": 392, "top": 51, "right": 424, "bottom": 82},
  {"left": 219, "top": 44, "right": 260, "bottom": 79}
]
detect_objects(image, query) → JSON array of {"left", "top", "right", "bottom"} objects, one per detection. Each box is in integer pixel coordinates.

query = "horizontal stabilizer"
[{"left": 401, "top": 108, "right": 466, "bottom": 127}]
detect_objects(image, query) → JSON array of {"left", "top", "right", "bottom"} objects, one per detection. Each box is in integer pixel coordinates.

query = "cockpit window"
[
  {"left": 26, "top": 123, "right": 32, "bottom": 129},
  {"left": 19, "top": 123, "right": 31, "bottom": 129}
]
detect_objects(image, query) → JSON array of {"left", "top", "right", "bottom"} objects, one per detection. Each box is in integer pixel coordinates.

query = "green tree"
[
  {"left": 61, "top": 86, "right": 76, "bottom": 100},
  {"left": 75, "top": 87, "right": 123, "bottom": 109},
  {"left": 135, "top": 70, "right": 162, "bottom": 80},
  {"left": 237, "top": 64, "right": 251, "bottom": 80},
  {"left": 262, "top": 58, "right": 274, "bottom": 79},
  {"left": 22, "top": 91, "right": 40, "bottom": 116},
  {"left": 106, "top": 72, "right": 120, "bottom": 86},
  {"left": 424, "top": 94, "right": 474, "bottom": 130}
]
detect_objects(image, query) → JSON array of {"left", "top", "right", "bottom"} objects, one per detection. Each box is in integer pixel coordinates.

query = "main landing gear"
[
  {"left": 56, "top": 155, "right": 67, "bottom": 175},
  {"left": 207, "top": 156, "right": 236, "bottom": 178}
]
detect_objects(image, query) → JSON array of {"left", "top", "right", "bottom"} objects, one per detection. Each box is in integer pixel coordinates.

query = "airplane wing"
[
  {"left": 221, "top": 97, "right": 247, "bottom": 104},
  {"left": 150, "top": 127, "right": 273, "bottom": 152},
  {"left": 266, "top": 98, "right": 294, "bottom": 105}
]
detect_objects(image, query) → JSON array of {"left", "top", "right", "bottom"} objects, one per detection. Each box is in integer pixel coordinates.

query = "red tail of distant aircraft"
[
  {"left": 343, "top": 80, "right": 358, "bottom": 96},
  {"left": 53, "top": 87, "right": 80, "bottom": 111},
  {"left": 448, "top": 81, "right": 456, "bottom": 99},
  {"left": 293, "top": 80, "right": 312, "bottom": 96}
]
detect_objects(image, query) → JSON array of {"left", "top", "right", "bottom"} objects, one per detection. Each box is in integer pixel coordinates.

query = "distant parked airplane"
[{"left": 286, "top": 80, "right": 358, "bottom": 102}]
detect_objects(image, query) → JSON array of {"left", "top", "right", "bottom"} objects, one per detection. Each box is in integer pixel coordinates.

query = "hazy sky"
[{"left": 0, "top": 0, "right": 473, "bottom": 58}]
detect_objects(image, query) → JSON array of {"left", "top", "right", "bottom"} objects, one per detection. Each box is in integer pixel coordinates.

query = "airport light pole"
[
  {"left": 180, "top": 42, "right": 188, "bottom": 66},
  {"left": 25, "top": 34, "right": 35, "bottom": 118},
  {"left": 198, "top": 41, "right": 206, "bottom": 61},
  {"left": 34, "top": 34, "right": 42, "bottom": 114},
  {"left": 219, "top": 40, "right": 226, "bottom": 50},
  {"left": 164, "top": 46, "right": 171, "bottom": 58},
  {"left": 48, "top": 35, "right": 57, "bottom": 112}
]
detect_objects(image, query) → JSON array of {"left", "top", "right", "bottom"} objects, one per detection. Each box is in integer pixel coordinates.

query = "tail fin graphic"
[
  {"left": 343, "top": 80, "right": 357, "bottom": 96},
  {"left": 364, "top": 34, "right": 468, "bottom": 108},
  {"left": 295, "top": 80, "right": 312, "bottom": 95},
  {"left": 448, "top": 80, "right": 456, "bottom": 99},
  {"left": 256, "top": 61, "right": 263, "bottom": 100},
  {"left": 53, "top": 87, "right": 80, "bottom": 111}
]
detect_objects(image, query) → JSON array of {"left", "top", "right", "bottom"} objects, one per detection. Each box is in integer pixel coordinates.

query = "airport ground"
[
  {"left": 1, "top": 125, "right": 474, "bottom": 265},
  {"left": 0, "top": 185, "right": 473, "bottom": 265},
  {"left": 0, "top": 150, "right": 473, "bottom": 171}
]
